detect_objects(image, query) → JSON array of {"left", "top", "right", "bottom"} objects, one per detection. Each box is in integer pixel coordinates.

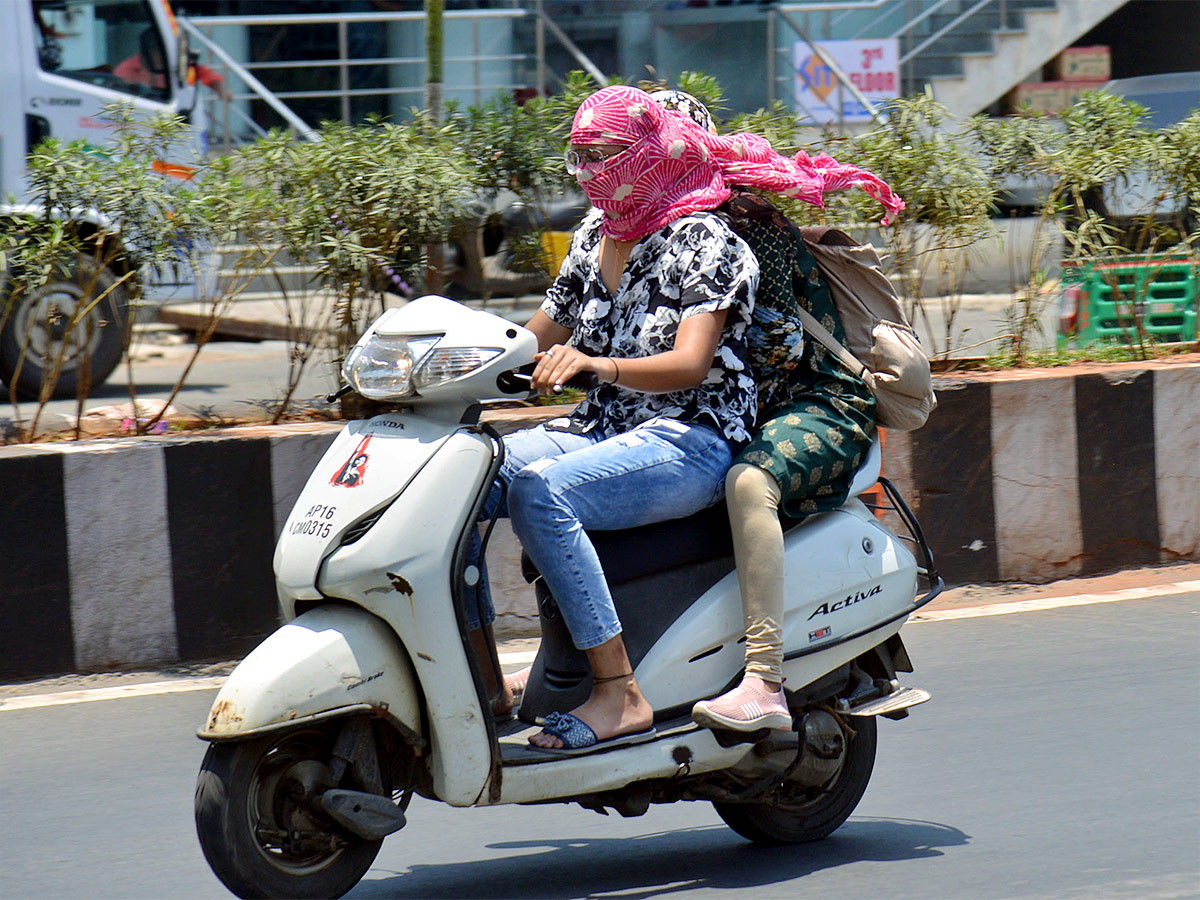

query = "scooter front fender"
[{"left": 198, "top": 605, "right": 422, "bottom": 743}]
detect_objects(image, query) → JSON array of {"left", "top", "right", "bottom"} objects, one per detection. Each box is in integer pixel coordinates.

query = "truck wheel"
[
  {"left": 195, "top": 726, "right": 384, "bottom": 900},
  {"left": 713, "top": 714, "right": 877, "bottom": 844},
  {"left": 0, "top": 255, "right": 129, "bottom": 399}
]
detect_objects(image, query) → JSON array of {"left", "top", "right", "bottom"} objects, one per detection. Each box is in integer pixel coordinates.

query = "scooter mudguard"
[{"left": 198, "top": 605, "right": 421, "bottom": 742}]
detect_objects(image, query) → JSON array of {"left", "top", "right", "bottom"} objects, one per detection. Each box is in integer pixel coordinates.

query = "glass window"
[{"left": 32, "top": 0, "right": 171, "bottom": 103}]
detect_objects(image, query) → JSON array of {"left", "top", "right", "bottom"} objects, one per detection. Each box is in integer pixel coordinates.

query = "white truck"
[{"left": 0, "top": 0, "right": 203, "bottom": 397}]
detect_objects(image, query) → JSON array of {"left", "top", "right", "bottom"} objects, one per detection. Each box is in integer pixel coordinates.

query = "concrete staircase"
[{"left": 897, "top": 0, "right": 1130, "bottom": 116}]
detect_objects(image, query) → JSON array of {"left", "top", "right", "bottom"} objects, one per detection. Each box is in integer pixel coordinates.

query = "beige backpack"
[{"left": 795, "top": 226, "right": 937, "bottom": 432}]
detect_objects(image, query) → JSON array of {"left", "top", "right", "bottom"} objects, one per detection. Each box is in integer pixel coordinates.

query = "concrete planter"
[{"left": 3, "top": 357, "right": 1197, "bottom": 682}]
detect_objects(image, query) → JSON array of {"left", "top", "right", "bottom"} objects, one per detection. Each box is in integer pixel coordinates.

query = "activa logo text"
[{"left": 808, "top": 584, "right": 882, "bottom": 619}]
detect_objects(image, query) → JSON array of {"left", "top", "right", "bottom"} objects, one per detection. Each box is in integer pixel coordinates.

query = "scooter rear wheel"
[
  {"left": 195, "top": 726, "right": 383, "bottom": 900},
  {"left": 713, "top": 714, "right": 877, "bottom": 844}
]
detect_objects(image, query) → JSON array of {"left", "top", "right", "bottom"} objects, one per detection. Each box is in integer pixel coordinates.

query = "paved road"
[
  {"left": 1, "top": 590, "right": 1196, "bottom": 900},
  {"left": 18, "top": 336, "right": 338, "bottom": 430}
]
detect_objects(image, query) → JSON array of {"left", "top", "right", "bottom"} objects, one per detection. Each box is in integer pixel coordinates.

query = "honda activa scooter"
[{"left": 194, "top": 295, "right": 942, "bottom": 900}]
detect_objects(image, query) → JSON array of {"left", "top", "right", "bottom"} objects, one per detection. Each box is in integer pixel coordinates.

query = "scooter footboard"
[{"left": 198, "top": 605, "right": 422, "bottom": 742}]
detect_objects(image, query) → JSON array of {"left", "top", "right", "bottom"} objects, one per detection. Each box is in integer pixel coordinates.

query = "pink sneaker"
[{"left": 692, "top": 676, "right": 792, "bottom": 732}]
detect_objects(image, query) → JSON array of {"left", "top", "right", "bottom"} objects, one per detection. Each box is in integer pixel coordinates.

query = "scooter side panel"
[
  {"left": 275, "top": 415, "right": 456, "bottom": 603},
  {"left": 199, "top": 605, "right": 420, "bottom": 740},
  {"left": 634, "top": 502, "right": 918, "bottom": 711},
  {"left": 318, "top": 430, "right": 498, "bottom": 808}
]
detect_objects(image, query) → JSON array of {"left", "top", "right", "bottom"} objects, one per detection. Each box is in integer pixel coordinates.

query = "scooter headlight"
[
  {"left": 342, "top": 334, "right": 442, "bottom": 400},
  {"left": 342, "top": 333, "right": 504, "bottom": 399}
]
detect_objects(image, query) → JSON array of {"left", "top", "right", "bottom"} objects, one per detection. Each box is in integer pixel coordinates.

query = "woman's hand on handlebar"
[{"left": 532, "top": 344, "right": 614, "bottom": 395}]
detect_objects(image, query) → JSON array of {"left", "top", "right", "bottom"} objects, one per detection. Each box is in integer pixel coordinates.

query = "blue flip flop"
[{"left": 535, "top": 711, "right": 656, "bottom": 757}]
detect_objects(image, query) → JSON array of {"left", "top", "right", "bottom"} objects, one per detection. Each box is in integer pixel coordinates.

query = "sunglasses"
[{"left": 564, "top": 145, "right": 626, "bottom": 175}]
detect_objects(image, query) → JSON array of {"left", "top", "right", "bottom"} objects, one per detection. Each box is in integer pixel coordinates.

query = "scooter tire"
[
  {"left": 713, "top": 714, "right": 877, "bottom": 845},
  {"left": 195, "top": 729, "right": 383, "bottom": 900}
]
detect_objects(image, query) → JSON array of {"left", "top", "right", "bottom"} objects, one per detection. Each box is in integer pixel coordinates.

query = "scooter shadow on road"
[{"left": 349, "top": 817, "right": 970, "bottom": 899}]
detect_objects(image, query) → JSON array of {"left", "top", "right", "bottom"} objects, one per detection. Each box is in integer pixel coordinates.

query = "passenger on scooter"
[{"left": 637, "top": 95, "right": 905, "bottom": 734}]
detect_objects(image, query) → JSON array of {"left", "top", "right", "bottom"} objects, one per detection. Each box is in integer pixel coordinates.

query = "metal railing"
[
  {"left": 770, "top": 0, "right": 1034, "bottom": 117},
  {"left": 178, "top": 17, "right": 318, "bottom": 144},
  {"left": 179, "top": 0, "right": 1045, "bottom": 148},
  {"left": 182, "top": 7, "right": 588, "bottom": 150},
  {"left": 897, "top": 0, "right": 993, "bottom": 63}
]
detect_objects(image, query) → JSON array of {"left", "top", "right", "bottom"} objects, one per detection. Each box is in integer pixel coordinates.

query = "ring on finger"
[{"left": 545, "top": 349, "right": 556, "bottom": 358}]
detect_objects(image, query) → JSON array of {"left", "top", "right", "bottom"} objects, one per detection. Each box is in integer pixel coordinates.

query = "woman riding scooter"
[
  {"left": 470, "top": 85, "right": 761, "bottom": 753},
  {"left": 635, "top": 92, "right": 905, "bottom": 734}
]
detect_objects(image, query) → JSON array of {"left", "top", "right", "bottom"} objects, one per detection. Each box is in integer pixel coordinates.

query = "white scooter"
[{"left": 194, "top": 295, "right": 942, "bottom": 900}]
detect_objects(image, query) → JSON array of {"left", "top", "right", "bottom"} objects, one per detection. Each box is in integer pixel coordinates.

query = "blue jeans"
[{"left": 467, "top": 416, "right": 733, "bottom": 650}]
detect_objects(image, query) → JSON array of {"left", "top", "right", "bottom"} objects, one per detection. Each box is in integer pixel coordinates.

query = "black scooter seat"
[{"left": 520, "top": 498, "right": 805, "bottom": 589}]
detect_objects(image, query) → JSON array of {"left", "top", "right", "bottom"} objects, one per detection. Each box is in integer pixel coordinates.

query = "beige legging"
[{"left": 725, "top": 463, "right": 785, "bottom": 683}]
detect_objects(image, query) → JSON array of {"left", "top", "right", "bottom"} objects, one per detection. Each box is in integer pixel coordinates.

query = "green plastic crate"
[{"left": 1057, "top": 256, "right": 1199, "bottom": 347}]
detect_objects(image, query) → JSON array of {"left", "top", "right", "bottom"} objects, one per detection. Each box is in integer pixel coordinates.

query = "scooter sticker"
[
  {"left": 331, "top": 435, "right": 372, "bottom": 488},
  {"left": 809, "top": 626, "right": 832, "bottom": 642}
]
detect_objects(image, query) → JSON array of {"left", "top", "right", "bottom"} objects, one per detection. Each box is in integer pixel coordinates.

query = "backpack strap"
[
  {"left": 798, "top": 225, "right": 858, "bottom": 247},
  {"left": 793, "top": 303, "right": 876, "bottom": 389},
  {"left": 786, "top": 221, "right": 874, "bottom": 387}
]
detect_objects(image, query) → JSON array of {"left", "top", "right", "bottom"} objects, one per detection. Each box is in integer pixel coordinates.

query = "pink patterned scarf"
[{"left": 570, "top": 85, "right": 904, "bottom": 241}]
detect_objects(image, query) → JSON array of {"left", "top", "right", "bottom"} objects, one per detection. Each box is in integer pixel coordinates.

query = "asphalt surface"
[
  {"left": 17, "top": 334, "right": 338, "bottom": 432},
  {"left": 1, "top": 582, "right": 1196, "bottom": 900}
]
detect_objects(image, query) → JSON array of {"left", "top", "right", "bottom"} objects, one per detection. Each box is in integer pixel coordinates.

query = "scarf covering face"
[{"left": 570, "top": 86, "right": 905, "bottom": 242}]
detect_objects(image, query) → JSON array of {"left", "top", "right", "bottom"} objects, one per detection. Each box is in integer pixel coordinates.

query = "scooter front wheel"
[
  {"left": 195, "top": 726, "right": 383, "bottom": 900},
  {"left": 713, "top": 714, "right": 877, "bottom": 844}
]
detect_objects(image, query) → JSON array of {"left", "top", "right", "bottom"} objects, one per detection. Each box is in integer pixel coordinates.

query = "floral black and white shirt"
[{"left": 541, "top": 208, "right": 758, "bottom": 446}]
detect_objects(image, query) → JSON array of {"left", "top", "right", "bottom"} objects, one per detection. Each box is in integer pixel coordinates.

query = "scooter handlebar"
[
  {"left": 559, "top": 370, "right": 600, "bottom": 393},
  {"left": 496, "top": 365, "right": 598, "bottom": 397}
]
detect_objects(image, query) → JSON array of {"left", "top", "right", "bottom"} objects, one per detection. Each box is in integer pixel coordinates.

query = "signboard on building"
[{"left": 792, "top": 39, "right": 900, "bottom": 124}]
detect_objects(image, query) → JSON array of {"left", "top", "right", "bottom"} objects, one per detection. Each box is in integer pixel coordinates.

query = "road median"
[{"left": 1, "top": 357, "right": 1197, "bottom": 682}]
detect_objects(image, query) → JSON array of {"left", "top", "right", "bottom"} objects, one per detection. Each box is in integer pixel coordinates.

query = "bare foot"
[{"left": 529, "top": 674, "right": 653, "bottom": 749}]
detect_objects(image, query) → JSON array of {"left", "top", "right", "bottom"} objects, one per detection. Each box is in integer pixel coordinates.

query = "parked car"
[{"left": 444, "top": 193, "right": 588, "bottom": 301}]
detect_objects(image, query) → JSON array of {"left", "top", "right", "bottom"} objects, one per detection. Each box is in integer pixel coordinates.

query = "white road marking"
[
  {"left": 4, "top": 583, "right": 1195, "bottom": 713},
  {"left": 0, "top": 651, "right": 538, "bottom": 714},
  {"left": 0, "top": 677, "right": 228, "bottom": 712},
  {"left": 912, "top": 580, "right": 1200, "bottom": 622}
]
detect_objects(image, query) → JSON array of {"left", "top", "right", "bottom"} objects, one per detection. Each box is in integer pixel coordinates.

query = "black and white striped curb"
[
  {"left": 882, "top": 359, "right": 1200, "bottom": 586},
  {"left": 1, "top": 426, "right": 338, "bottom": 682},
  {"left": 2, "top": 360, "right": 1197, "bottom": 681}
]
